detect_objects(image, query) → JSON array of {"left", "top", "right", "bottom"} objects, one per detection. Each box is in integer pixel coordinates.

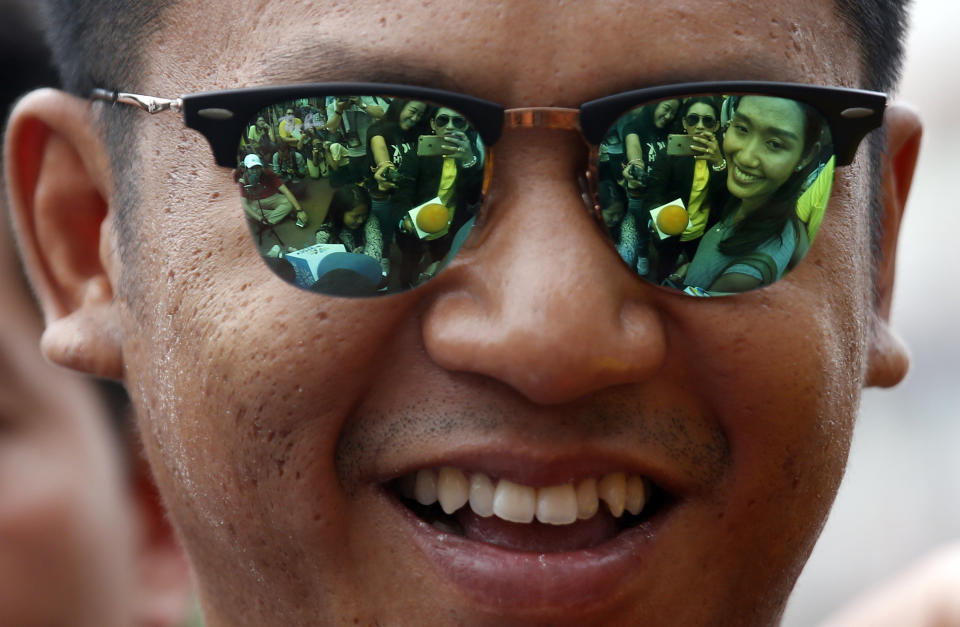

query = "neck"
[{"left": 735, "top": 197, "right": 768, "bottom": 222}]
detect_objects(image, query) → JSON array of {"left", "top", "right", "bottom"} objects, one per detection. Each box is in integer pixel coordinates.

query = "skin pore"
[{"left": 3, "top": 0, "right": 920, "bottom": 625}]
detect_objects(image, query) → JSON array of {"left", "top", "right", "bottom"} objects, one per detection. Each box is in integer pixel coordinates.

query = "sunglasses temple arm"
[{"left": 90, "top": 88, "right": 183, "bottom": 114}]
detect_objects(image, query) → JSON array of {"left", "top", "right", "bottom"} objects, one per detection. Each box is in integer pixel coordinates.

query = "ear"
[
  {"left": 865, "top": 103, "right": 922, "bottom": 388},
  {"left": 127, "top": 428, "right": 195, "bottom": 627},
  {"left": 800, "top": 141, "right": 821, "bottom": 171},
  {"left": 4, "top": 88, "right": 124, "bottom": 379}
]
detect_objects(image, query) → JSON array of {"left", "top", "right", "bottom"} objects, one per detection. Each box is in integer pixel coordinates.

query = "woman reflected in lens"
[
  {"left": 642, "top": 97, "right": 728, "bottom": 281},
  {"left": 246, "top": 115, "right": 277, "bottom": 159},
  {"left": 315, "top": 185, "right": 383, "bottom": 265},
  {"left": 366, "top": 99, "right": 428, "bottom": 251},
  {"left": 621, "top": 98, "right": 680, "bottom": 189},
  {"left": 679, "top": 95, "right": 823, "bottom": 293},
  {"left": 603, "top": 98, "right": 679, "bottom": 273}
]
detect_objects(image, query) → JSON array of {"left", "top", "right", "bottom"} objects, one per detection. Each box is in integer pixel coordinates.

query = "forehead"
[
  {"left": 686, "top": 102, "right": 716, "bottom": 115},
  {"left": 153, "top": 0, "right": 858, "bottom": 103},
  {"left": 737, "top": 95, "right": 804, "bottom": 123},
  {"left": 434, "top": 107, "right": 461, "bottom": 118}
]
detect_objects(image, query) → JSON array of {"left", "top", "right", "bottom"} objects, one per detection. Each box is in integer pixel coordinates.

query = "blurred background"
[
  {"left": 1, "top": 0, "right": 956, "bottom": 625},
  {"left": 783, "top": 0, "right": 960, "bottom": 624}
]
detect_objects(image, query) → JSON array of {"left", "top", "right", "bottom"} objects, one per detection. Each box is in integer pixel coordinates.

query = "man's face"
[
  {"left": 681, "top": 101, "right": 720, "bottom": 137},
  {"left": 121, "top": 0, "right": 880, "bottom": 623},
  {"left": 431, "top": 106, "right": 468, "bottom": 137}
]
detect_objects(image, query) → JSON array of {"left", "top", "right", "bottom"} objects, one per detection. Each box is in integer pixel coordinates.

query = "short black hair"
[
  {"left": 833, "top": 0, "right": 912, "bottom": 278},
  {"left": 39, "top": 0, "right": 174, "bottom": 278}
]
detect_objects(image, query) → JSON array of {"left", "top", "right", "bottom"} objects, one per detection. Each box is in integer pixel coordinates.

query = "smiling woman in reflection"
[
  {"left": 680, "top": 95, "right": 824, "bottom": 293},
  {"left": 315, "top": 184, "right": 383, "bottom": 263}
]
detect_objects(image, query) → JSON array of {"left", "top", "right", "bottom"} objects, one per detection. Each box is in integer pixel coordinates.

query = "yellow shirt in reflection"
[
  {"left": 796, "top": 156, "right": 835, "bottom": 241},
  {"left": 426, "top": 157, "right": 458, "bottom": 241},
  {"left": 682, "top": 159, "right": 711, "bottom": 241}
]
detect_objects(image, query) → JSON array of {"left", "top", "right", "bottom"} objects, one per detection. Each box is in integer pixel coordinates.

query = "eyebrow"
[
  {"left": 256, "top": 36, "right": 470, "bottom": 94},
  {"left": 733, "top": 111, "right": 801, "bottom": 142},
  {"left": 251, "top": 34, "right": 813, "bottom": 108}
]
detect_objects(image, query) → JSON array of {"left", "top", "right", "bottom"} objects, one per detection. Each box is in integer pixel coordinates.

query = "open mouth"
[
  {"left": 731, "top": 164, "right": 762, "bottom": 186},
  {"left": 388, "top": 468, "right": 669, "bottom": 553}
]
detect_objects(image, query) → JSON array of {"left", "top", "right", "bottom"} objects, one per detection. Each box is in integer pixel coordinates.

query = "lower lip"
[{"left": 385, "top": 490, "right": 671, "bottom": 611}]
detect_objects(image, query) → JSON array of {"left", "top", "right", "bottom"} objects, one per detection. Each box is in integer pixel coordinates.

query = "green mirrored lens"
[
  {"left": 237, "top": 95, "right": 485, "bottom": 296},
  {"left": 597, "top": 93, "right": 834, "bottom": 296}
]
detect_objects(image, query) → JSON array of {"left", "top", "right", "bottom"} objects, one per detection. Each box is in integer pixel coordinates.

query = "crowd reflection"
[
  {"left": 237, "top": 92, "right": 833, "bottom": 297},
  {"left": 601, "top": 93, "right": 834, "bottom": 295},
  {"left": 236, "top": 95, "right": 485, "bottom": 295}
]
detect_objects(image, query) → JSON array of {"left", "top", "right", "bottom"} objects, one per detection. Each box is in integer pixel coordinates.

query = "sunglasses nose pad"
[
  {"left": 580, "top": 146, "right": 602, "bottom": 219},
  {"left": 578, "top": 169, "right": 600, "bottom": 219}
]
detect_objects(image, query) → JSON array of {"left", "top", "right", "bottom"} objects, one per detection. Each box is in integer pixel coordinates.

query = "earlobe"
[
  {"left": 4, "top": 88, "right": 124, "bottom": 379},
  {"left": 865, "top": 103, "right": 922, "bottom": 388}
]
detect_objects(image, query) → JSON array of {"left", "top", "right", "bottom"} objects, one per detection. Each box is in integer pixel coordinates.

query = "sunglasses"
[
  {"left": 682, "top": 113, "right": 718, "bottom": 129},
  {"left": 91, "top": 81, "right": 885, "bottom": 298},
  {"left": 434, "top": 113, "right": 468, "bottom": 130}
]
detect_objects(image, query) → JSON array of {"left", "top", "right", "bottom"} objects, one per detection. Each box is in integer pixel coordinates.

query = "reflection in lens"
[
  {"left": 236, "top": 95, "right": 485, "bottom": 296},
  {"left": 600, "top": 92, "right": 833, "bottom": 295}
]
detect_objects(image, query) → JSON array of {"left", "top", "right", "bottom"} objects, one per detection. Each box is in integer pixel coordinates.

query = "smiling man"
[{"left": 3, "top": 0, "right": 922, "bottom": 625}]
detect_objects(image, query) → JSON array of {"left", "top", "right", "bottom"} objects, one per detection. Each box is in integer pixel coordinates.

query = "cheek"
[
  {"left": 656, "top": 167, "right": 872, "bottom": 563},
  {"left": 722, "top": 135, "right": 735, "bottom": 155},
  {"left": 127, "top": 156, "right": 422, "bottom": 591},
  {"left": 765, "top": 153, "right": 801, "bottom": 185}
]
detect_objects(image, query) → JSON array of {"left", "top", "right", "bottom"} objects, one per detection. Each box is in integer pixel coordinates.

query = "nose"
[
  {"left": 737, "top": 136, "right": 762, "bottom": 168},
  {"left": 421, "top": 129, "right": 667, "bottom": 404}
]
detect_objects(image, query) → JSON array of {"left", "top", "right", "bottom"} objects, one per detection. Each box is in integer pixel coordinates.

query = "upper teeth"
[
  {"left": 734, "top": 165, "right": 759, "bottom": 182},
  {"left": 399, "top": 468, "right": 649, "bottom": 525}
]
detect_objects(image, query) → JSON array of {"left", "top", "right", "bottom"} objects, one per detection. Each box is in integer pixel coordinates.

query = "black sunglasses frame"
[
  {"left": 433, "top": 113, "right": 469, "bottom": 129},
  {"left": 98, "top": 80, "right": 884, "bottom": 169},
  {"left": 682, "top": 113, "right": 719, "bottom": 129}
]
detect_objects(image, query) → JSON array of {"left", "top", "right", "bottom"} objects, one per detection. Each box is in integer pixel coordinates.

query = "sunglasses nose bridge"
[
  {"left": 504, "top": 107, "right": 581, "bottom": 134},
  {"left": 500, "top": 106, "right": 596, "bottom": 214}
]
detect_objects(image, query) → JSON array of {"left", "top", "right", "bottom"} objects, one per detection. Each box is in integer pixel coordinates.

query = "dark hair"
[
  {"left": 718, "top": 98, "right": 825, "bottom": 258},
  {"left": 384, "top": 98, "right": 411, "bottom": 123},
  {"left": 326, "top": 185, "right": 371, "bottom": 227},
  {"left": 631, "top": 98, "right": 681, "bottom": 142},
  {"left": 39, "top": 0, "right": 173, "bottom": 288},
  {"left": 382, "top": 98, "right": 428, "bottom": 138},
  {"left": 683, "top": 96, "right": 716, "bottom": 114}
]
